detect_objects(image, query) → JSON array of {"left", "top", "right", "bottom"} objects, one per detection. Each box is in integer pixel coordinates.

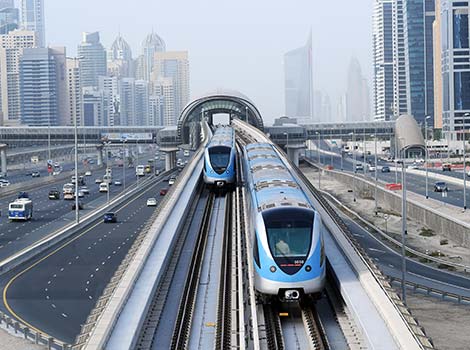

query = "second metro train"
[{"left": 203, "top": 126, "right": 236, "bottom": 189}]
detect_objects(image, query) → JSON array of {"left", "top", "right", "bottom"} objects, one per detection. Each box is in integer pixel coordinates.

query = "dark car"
[
  {"left": 18, "top": 191, "right": 29, "bottom": 199},
  {"left": 442, "top": 164, "right": 452, "bottom": 171},
  {"left": 48, "top": 189, "right": 60, "bottom": 200},
  {"left": 381, "top": 166, "right": 391, "bottom": 173},
  {"left": 31, "top": 171, "right": 40, "bottom": 177},
  {"left": 103, "top": 212, "right": 117, "bottom": 223},
  {"left": 71, "top": 201, "right": 84, "bottom": 210},
  {"left": 434, "top": 181, "right": 448, "bottom": 192},
  {"left": 160, "top": 188, "right": 168, "bottom": 196}
]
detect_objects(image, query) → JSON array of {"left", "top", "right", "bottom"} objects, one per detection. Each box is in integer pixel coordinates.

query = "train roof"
[
  {"left": 244, "top": 142, "right": 311, "bottom": 212},
  {"left": 207, "top": 126, "right": 235, "bottom": 149}
]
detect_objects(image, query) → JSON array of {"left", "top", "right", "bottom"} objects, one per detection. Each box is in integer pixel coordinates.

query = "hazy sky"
[{"left": 42, "top": 0, "right": 372, "bottom": 123}]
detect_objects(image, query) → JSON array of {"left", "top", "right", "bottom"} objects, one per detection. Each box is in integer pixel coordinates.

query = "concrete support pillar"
[
  {"left": 0, "top": 144, "right": 7, "bottom": 175},
  {"left": 164, "top": 151, "right": 177, "bottom": 171},
  {"left": 96, "top": 145, "right": 104, "bottom": 166},
  {"left": 287, "top": 147, "right": 302, "bottom": 167}
]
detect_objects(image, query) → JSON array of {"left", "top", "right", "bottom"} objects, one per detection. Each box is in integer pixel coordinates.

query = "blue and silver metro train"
[
  {"left": 243, "top": 143, "right": 325, "bottom": 301},
  {"left": 203, "top": 126, "right": 237, "bottom": 189}
]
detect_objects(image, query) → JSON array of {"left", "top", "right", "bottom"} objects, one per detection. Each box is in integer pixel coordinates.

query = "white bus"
[
  {"left": 136, "top": 165, "right": 145, "bottom": 177},
  {"left": 9, "top": 199, "right": 33, "bottom": 220}
]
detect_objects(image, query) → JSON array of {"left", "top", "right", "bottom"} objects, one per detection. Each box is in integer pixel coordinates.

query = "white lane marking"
[{"left": 369, "top": 247, "right": 386, "bottom": 253}]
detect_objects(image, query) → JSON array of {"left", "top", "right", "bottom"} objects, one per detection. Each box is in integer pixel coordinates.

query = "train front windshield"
[
  {"left": 263, "top": 208, "right": 314, "bottom": 274},
  {"left": 209, "top": 146, "right": 231, "bottom": 174}
]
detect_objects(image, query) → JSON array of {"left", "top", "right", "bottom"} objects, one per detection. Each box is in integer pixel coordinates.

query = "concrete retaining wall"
[{"left": 317, "top": 167, "right": 470, "bottom": 248}]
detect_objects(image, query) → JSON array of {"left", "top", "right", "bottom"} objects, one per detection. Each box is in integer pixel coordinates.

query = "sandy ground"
[
  {"left": 302, "top": 167, "right": 470, "bottom": 270},
  {"left": 406, "top": 294, "right": 470, "bottom": 350},
  {"left": 302, "top": 166, "right": 470, "bottom": 350},
  {"left": 0, "top": 327, "right": 44, "bottom": 350}
]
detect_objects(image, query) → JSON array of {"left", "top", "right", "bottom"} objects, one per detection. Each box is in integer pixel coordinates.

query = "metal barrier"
[
  {"left": 0, "top": 310, "right": 70, "bottom": 350},
  {"left": 388, "top": 277, "right": 470, "bottom": 305}
]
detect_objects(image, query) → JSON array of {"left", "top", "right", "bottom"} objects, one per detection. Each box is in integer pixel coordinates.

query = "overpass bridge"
[{"left": 0, "top": 91, "right": 437, "bottom": 350}]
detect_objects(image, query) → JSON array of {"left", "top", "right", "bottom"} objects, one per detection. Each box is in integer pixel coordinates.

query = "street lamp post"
[
  {"left": 316, "top": 132, "right": 321, "bottom": 189},
  {"left": 73, "top": 116, "right": 79, "bottom": 224},
  {"left": 399, "top": 139, "right": 407, "bottom": 305},
  {"left": 350, "top": 132, "right": 356, "bottom": 202},
  {"left": 363, "top": 129, "right": 367, "bottom": 175},
  {"left": 122, "top": 139, "right": 127, "bottom": 190},
  {"left": 462, "top": 114, "right": 469, "bottom": 211},
  {"left": 425, "top": 116, "right": 431, "bottom": 199},
  {"left": 374, "top": 131, "right": 378, "bottom": 215}
]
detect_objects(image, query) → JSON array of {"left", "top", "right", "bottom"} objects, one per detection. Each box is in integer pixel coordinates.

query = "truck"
[
  {"left": 9, "top": 198, "right": 33, "bottom": 221},
  {"left": 136, "top": 165, "right": 145, "bottom": 177}
]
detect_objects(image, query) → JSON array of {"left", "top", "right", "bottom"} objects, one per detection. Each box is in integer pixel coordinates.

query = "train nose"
[{"left": 284, "top": 290, "right": 300, "bottom": 300}]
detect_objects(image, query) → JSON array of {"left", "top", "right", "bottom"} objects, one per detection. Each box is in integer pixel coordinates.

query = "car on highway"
[
  {"left": 95, "top": 178, "right": 102, "bottom": 184},
  {"left": 0, "top": 179, "right": 10, "bottom": 187},
  {"left": 114, "top": 180, "right": 122, "bottom": 186},
  {"left": 80, "top": 186, "right": 90, "bottom": 195},
  {"left": 434, "top": 181, "right": 448, "bottom": 192},
  {"left": 48, "top": 189, "right": 60, "bottom": 200},
  {"left": 355, "top": 164, "right": 364, "bottom": 172},
  {"left": 168, "top": 178, "right": 176, "bottom": 186},
  {"left": 103, "top": 212, "right": 117, "bottom": 223},
  {"left": 381, "top": 166, "right": 391, "bottom": 173},
  {"left": 71, "top": 201, "right": 84, "bottom": 210},
  {"left": 160, "top": 188, "right": 168, "bottom": 196},
  {"left": 0, "top": 172, "right": 7, "bottom": 179},
  {"left": 64, "top": 192, "right": 74, "bottom": 200},
  {"left": 18, "top": 191, "right": 29, "bottom": 199},
  {"left": 85, "top": 170, "right": 92, "bottom": 176},
  {"left": 442, "top": 163, "right": 452, "bottom": 171},
  {"left": 76, "top": 190, "right": 85, "bottom": 198},
  {"left": 31, "top": 171, "right": 40, "bottom": 178},
  {"left": 368, "top": 165, "right": 376, "bottom": 172},
  {"left": 146, "top": 198, "right": 157, "bottom": 206},
  {"left": 53, "top": 162, "right": 60, "bottom": 168},
  {"left": 99, "top": 183, "right": 109, "bottom": 192},
  {"left": 184, "top": 150, "right": 190, "bottom": 157}
]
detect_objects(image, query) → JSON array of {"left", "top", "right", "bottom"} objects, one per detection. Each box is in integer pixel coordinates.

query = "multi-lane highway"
[
  {"left": 335, "top": 203, "right": 470, "bottom": 297},
  {"left": 309, "top": 147, "right": 468, "bottom": 208},
  {"left": 1, "top": 172, "right": 171, "bottom": 343}
]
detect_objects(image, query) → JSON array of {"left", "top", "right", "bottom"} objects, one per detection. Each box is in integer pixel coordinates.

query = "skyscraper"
[
  {"left": 433, "top": 0, "right": 443, "bottom": 129},
  {"left": 373, "top": 0, "right": 407, "bottom": 121},
  {"left": 78, "top": 32, "right": 107, "bottom": 88},
  {"left": 153, "top": 51, "right": 189, "bottom": 125},
  {"left": 65, "top": 57, "right": 82, "bottom": 126},
  {"left": 119, "top": 78, "right": 135, "bottom": 126},
  {"left": 153, "top": 77, "right": 174, "bottom": 126},
  {"left": 346, "top": 57, "right": 370, "bottom": 121},
  {"left": 284, "top": 32, "right": 313, "bottom": 119},
  {"left": 99, "top": 76, "right": 119, "bottom": 126},
  {"left": 0, "top": 30, "right": 36, "bottom": 125},
  {"left": 82, "top": 87, "right": 104, "bottom": 126},
  {"left": 0, "top": 1, "right": 18, "bottom": 35},
  {"left": 142, "top": 31, "right": 165, "bottom": 81},
  {"left": 403, "top": 0, "right": 435, "bottom": 126},
  {"left": 19, "top": 47, "right": 67, "bottom": 126},
  {"left": 108, "top": 34, "right": 133, "bottom": 78},
  {"left": 135, "top": 80, "right": 150, "bottom": 126},
  {"left": 440, "top": 1, "right": 470, "bottom": 140},
  {"left": 20, "top": 0, "right": 44, "bottom": 47}
]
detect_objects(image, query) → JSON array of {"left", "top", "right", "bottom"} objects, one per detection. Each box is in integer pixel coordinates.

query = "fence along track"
[{"left": 170, "top": 192, "right": 215, "bottom": 350}]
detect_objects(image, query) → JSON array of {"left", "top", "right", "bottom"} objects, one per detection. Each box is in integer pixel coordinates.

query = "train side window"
[{"left": 253, "top": 234, "right": 260, "bottom": 268}]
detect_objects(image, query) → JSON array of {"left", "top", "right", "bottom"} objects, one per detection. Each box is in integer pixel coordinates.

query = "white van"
[{"left": 99, "top": 182, "right": 109, "bottom": 193}]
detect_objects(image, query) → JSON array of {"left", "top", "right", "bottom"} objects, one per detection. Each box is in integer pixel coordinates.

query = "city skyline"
[{"left": 42, "top": 0, "right": 372, "bottom": 123}]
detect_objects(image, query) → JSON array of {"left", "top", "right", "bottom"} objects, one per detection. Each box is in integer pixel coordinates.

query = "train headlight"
[
  {"left": 305, "top": 265, "right": 312, "bottom": 272},
  {"left": 270, "top": 266, "right": 277, "bottom": 273}
]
